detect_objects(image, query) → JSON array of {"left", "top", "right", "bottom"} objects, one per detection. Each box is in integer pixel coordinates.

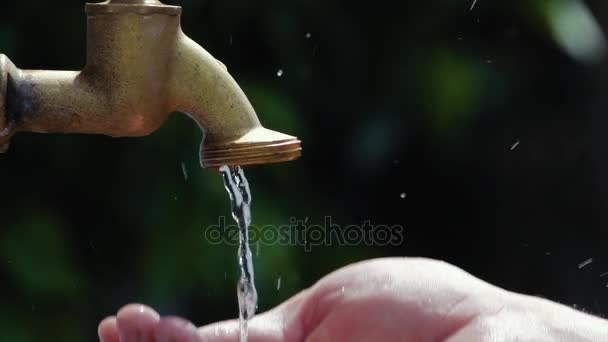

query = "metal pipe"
[{"left": 0, "top": 0, "right": 301, "bottom": 167}]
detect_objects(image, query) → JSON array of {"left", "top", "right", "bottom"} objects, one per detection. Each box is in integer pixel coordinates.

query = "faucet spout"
[
  {"left": 169, "top": 33, "right": 301, "bottom": 167},
  {"left": 0, "top": 0, "right": 301, "bottom": 168}
]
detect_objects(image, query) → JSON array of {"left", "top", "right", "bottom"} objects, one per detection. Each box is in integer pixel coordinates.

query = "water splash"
[
  {"left": 578, "top": 258, "right": 594, "bottom": 269},
  {"left": 220, "top": 166, "right": 258, "bottom": 342},
  {"left": 510, "top": 140, "right": 520, "bottom": 151},
  {"left": 470, "top": 0, "right": 478, "bottom": 11}
]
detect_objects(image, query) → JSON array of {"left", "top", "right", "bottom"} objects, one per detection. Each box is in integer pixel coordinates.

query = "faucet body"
[{"left": 0, "top": 0, "right": 301, "bottom": 167}]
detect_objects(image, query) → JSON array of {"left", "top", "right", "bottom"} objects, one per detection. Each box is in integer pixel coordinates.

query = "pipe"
[{"left": 0, "top": 0, "right": 301, "bottom": 167}]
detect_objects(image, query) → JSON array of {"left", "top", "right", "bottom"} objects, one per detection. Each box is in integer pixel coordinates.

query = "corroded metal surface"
[
  {"left": 202, "top": 127, "right": 302, "bottom": 167},
  {"left": 0, "top": 0, "right": 301, "bottom": 167},
  {"left": 0, "top": 54, "right": 15, "bottom": 153},
  {"left": 86, "top": 0, "right": 182, "bottom": 15},
  {"left": 0, "top": 56, "right": 6, "bottom": 136}
]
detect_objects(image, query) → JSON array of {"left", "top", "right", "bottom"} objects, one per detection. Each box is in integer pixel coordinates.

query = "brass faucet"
[{"left": 0, "top": 0, "right": 301, "bottom": 167}]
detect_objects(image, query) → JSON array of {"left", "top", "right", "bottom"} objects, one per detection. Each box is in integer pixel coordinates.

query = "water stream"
[{"left": 220, "top": 165, "right": 258, "bottom": 342}]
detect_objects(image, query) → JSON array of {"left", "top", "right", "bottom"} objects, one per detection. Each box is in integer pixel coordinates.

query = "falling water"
[{"left": 220, "top": 165, "right": 258, "bottom": 342}]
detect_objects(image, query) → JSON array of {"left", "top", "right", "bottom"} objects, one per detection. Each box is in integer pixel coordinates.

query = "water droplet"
[
  {"left": 470, "top": 0, "right": 478, "bottom": 11},
  {"left": 276, "top": 69, "right": 284, "bottom": 77},
  {"left": 400, "top": 193, "right": 407, "bottom": 199},
  {"left": 181, "top": 162, "right": 188, "bottom": 181},
  {"left": 510, "top": 140, "right": 520, "bottom": 151},
  {"left": 578, "top": 258, "right": 594, "bottom": 269},
  {"left": 276, "top": 276, "right": 282, "bottom": 291},
  {"left": 341, "top": 286, "right": 345, "bottom": 293},
  {"left": 305, "top": 32, "right": 312, "bottom": 39}
]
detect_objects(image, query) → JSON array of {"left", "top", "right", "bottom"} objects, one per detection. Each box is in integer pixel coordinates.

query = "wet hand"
[{"left": 98, "top": 258, "right": 608, "bottom": 342}]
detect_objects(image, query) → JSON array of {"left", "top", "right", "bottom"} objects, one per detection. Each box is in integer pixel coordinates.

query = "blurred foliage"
[{"left": 1, "top": 0, "right": 608, "bottom": 340}]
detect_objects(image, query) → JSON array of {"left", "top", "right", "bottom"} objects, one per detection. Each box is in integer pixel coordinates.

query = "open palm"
[{"left": 98, "top": 258, "right": 607, "bottom": 342}]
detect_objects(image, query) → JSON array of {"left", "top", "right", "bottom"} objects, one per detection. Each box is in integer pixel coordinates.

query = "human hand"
[{"left": 98, "top": 258, "right": 608, "bottom": 342}]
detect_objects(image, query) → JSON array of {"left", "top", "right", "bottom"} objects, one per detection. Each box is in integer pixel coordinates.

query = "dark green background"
[{"left": 1, "top": 0, "right": 607, "bottom": 340}]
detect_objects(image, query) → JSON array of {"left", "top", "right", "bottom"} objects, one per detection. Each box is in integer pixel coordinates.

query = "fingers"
[
  {"left": 98, "top": 316, "right": 119, "bottom": 342},
  {"left": 102, "top": 303, "right": 295, "bottom": 342},
  {"left": 98, "top": 304, "right": 162, "bottom": 342},
  {"left": 116, "top": 304, "right": 161, "bottom": 342}
]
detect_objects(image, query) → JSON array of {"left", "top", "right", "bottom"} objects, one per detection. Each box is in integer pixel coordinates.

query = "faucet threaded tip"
[{"left": 201, "top": 127, "right": 302, "bottom": 167}]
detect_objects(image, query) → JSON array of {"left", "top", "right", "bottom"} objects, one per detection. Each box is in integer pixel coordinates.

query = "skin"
[{"left": 98, "top": 258, "right": 608, "bottom": 342}]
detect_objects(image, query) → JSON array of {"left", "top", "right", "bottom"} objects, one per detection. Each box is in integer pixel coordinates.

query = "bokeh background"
[{"left": 1, "top": 0, "right": 608, "bottom": 340}]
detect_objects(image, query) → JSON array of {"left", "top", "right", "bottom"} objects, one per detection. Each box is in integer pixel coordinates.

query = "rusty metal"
[{"left": 0, "top": 0, "right": 301, "bottom": 167}]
